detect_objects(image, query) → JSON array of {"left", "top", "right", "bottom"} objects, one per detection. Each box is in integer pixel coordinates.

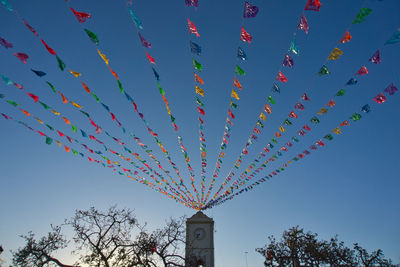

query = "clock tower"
[{"left": 185, "top": 211, "right": 214, "bottom": 267}]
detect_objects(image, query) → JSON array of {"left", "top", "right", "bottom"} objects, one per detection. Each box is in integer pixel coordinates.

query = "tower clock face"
[{"left": 194, "top": 227, "right": 206, "bottom": 240}]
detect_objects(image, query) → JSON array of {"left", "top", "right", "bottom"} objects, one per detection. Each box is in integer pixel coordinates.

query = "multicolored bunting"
[
  {"left": 0, "top": 90, "right": 194, "bottom": 205},
  {"left": 1, "top": 16, "right": 195, "bottom": 207},
  {"left": 205, "top": 82, "right": 397, "bottom": 208},
  {"left": 204, "top": 0, "right": 259, "bottom": 205},
  {"left": 184, "top": 1, "right": 210, "bottom": 205},
  {"left": 0, "top": 111, "right": 195, "bottom": 208},
  {"left": 118, "top": 1, "right": 202, "bottom": 206},
  {"left": 208, "top": 6, "right": 392, "bottom": 203}
]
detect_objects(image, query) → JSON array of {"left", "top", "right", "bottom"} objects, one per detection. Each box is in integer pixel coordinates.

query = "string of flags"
[
  {"left": 213, "top": 28, "right": 395, "bottom": 202},
  {"left": 19, "top": 1, "right": 197, "bottom": 206},
  {"left": 0, "top": 107, "right": 195, "bottom": 208},
  {"left": 210, "top": 0, "right": 328, "bottom": 200},
  {"left": 184, "top": 1, "right": 209, "bottom": 205},
  {"left": 204, "top": 1, "right": 259, "bottom": 205},
  {"left": 205, "top": 82, "right": 398, "bottom": 208},
  {"left": 210, "top": 2, "right": 380, "bottom": 201},
  {"left": 122, "top": 1, "right": 201, "bottom": 206},
  {"left": 0, "top": 77, "right": 193, "bottom": 205},
  {"left": 1, "top": 26, "right": 195, "bottom": 206}
]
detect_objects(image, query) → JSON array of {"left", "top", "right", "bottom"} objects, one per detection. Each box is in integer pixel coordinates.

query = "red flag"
[
  {"left": 194, "top": 73, "right": 204, "bottom": 84},
  {"left": 70, "top": 7, "right": 91, "bottom": 23},
  {"left": 81, "top": 82, "right": 91, "bottom": 93},
  {"left": 145, "top": 51, "right": 156, "bottom": 64},
  {"left": 288, "top": 111, "right": 298, "bottom": 118},
  {"left": 304, "top": 0, "right": 322, "bottom": 11},
  {"left": 197, "top": 106, "right": 205, "bottom": 116},
  {"left": 41, "top": 39, "right": 56, "bottom": 55},
  {"left": 264, "top": 104, "right": 272, "bottom": 114},
  {"left": 14, "top": 53, "right": 29, "bottom": 64},
  {"left": 187, "top": 18, "right": 200, "bottom": 37},
  {"left": 228, "top": 109, "right": 235, "bottom": 119},
  {"left": 339, "top": 30, "right": 352, "bottom": 43},
  {"left": 26, "top": 92, "right": 39, "bottom": 103},
  {"left": 59, "top": 92, "right": 68, "bottom": 104},
  {"left": 233, "top": 77, "right": 242, "bottom": 90},
  {"left": 355, "top": 66, "right": 369, "bottom": 76},
  {"left": 240, "top": 27, "right": 252, "bottom": 44},
  {"left": 276, "top": 71, "right": 287, "bottom": 83}
]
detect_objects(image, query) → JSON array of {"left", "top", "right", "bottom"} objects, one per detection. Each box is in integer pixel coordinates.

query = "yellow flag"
[
  {"left": 317, "top": 108, "right": 328, "bottom": 115},
  {"left": 231, "top": 89, "right": 240, "bottom": 100},
  {"left": 332, "top": 127, "right": 342, "bottom": 135},
  {"left": 165, "top": 104, "right": 171, "bottom": 115},
  {"left": 69, "top": 69, "right": 82, "bottom": 78},
  {"left": 97, "top": 49, "right": 109, "bottom": 65},
  {"left": 327, "top": 47, "right": 343, "bottom": 60},
  {"left": 195, "top": 85, "right": 204, "bottom": 96},
  {"left": 35, "top": 117, "right": 44, "bottom": 124},
  {"left": 70, "top": 101, "right": 82, "bottom": 109},
  {"left": 259, "top": 112, "right": 266, "bottom": 121},
  {"left": 279, "top": 125, "right": 286, "bottom": 132},
  {"left": 55, "top": 140, "right": 62, "bottom": 147},
  {"left": 51, "top": 110, "right": 61, "bottom": 115}
]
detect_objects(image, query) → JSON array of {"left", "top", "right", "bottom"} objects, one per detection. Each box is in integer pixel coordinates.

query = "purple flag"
[
  {"left": 282, "top": 54, "right": 294, "bottom": 68},
  {"left": 243, "top": 1, "right": 259, "bottom": 18},
  {"left": 138, "top": 33, "right": 151, "bottom": 48},
  {"left": 384, "top": 83, "right": 398, "bottom": 95},
  {"left": 0, "top": 37, "right": 13, "bottom": 48},
  {"left": 185, "top": 0, "right": 199, "bottom": 7},
  {"left": 369, "top": 50, "right": 381, "bottom": 64},
  {"left": 294, "top": 102, "right": 305, "bottom": 110},
  {"left": 298, "top": 14, "right": 309, "bottom": 34}
]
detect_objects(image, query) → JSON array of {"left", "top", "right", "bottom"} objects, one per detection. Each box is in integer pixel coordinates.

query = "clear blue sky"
[{"left": 1, "top": 0, "right": 399, "bottom": 265}]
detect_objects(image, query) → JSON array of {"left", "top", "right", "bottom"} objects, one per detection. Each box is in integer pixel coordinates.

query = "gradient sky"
[{"left": 1, "top": 0, "right": 400, "bottom": 266}]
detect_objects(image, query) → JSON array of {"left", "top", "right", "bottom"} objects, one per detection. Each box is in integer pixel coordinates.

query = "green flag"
[
  {"left": 158, "top": 83, "right": 165, "bottom": 95},
  {"left": 117, "top": 80, "right": 124, "bottom": 93},
  {"left": 6, "top": 100, "right": 19, "bottom": 107},
  {"left": 267, "top": 96, "right": 275, "bottom": 104},
  {"left": 45, "top": 124, "right": 54, "bottom": 131},
  {"left": 45, "top": 137, "right": 53, "bottom": 145},
  {"left": 39, "top": 101, "right": 51, "bottom": 109},
  {"left": 192, "top": 58, "right": 203, "bottom": 71},
  {"left": 317, "top": 65, "right": 330, "bottom": 76},
  {"left": 352, "top": 8, "right": 372, "bottom": 24},
  {"left": 56, "top": 56, "right": 66, "bottom": 71},
  {"left": 235, "top": 65, "right": 246, "bottom": 75},
  {"left": 84, "top": 29, "right": 99, "bottom": 45},
  {"left": 46, "top": 81, "right": 56, "bottom": 93},
  {"left": 350, "top": 113, "right": 362, "bottom": 121},
  {"left": 71, "top": 124, "right": 77, "bottom": 132},
  {"left": 92, "top": 92, "right": 100, "bottom": 102},
  {"left": 336, "top": 89, "right": 346, "bottom": 96}
]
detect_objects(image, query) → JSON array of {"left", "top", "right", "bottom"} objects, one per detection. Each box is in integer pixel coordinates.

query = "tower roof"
[{"left": 187, "top": 211, "right": 213, "bottom": 223}]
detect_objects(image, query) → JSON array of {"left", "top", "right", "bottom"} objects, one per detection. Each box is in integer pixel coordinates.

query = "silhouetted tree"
[
  {"left": 256, "top": 226, "right": 394, "bottom": 267},
  {"left": 12, "top": 206, "right": 186, "bottom": 267}
]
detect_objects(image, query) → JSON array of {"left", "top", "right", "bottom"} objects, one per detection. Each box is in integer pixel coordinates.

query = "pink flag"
[
  {"left": 187, "top": 18, "right": 200, "bottom": 37},
  {"left": 240, "top": 27, "right": 252, "bottom": 44},
  {"left": 14, "top": 53, "right": 29, "bottom": 64}
]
